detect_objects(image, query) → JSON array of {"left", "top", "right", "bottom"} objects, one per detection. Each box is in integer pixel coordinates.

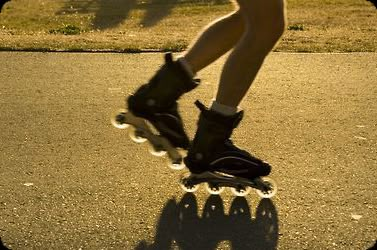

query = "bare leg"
[
  {"left": 184, "top": 0, "right": 287, "bottom": 179},
  {"left": 182, "top": 10, "right": 244, "bottom": 73},
  {"left": 216, "top": 0, "right": 286, "bottom": 107}
]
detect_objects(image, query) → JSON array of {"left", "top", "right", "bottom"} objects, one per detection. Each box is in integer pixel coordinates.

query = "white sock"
[
  {"left": 177, "top": 57, "right": 195, "bottom": 78},
  {"left": 210, "top": 100, "right": 238, "bottom": 116}
]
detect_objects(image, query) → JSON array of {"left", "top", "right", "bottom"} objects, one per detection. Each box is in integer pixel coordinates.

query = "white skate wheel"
[
  {"left": 167, "top": 160, "right": 185, "bottom": 171},
  {"left": 255, "top": 177, "right": 277, "bottom": 198},
  {"left": 128, "top": 126, "right": 147, "bottom": 143},
  {"left": 180, "top": 175, "right": 199, "bottom": 193},
  {"left": 180, "top": 182, "right": 199, "bottom": 193},
  {"left": 111, "top": 109, "right": 129, "bottom": 129},
  {"left": 231, "top": 186, "right": 251, "bottom": 197},
  {"left": 148, "top": 144, "right": 167, "bottom": 157},
  {"left": 205, "top": 183, "right": 225, "bottom": 195}
]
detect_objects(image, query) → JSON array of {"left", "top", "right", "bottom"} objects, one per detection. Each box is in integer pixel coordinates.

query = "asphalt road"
[{"left": 0, "top": 52, "right": 376, "bottom": 250}]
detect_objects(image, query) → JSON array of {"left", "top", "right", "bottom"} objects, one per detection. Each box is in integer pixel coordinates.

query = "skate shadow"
[
  {"left": 0, "top": 237, "right": 11, "bottom": 250},
  {"left": 0, "top": 0, "right": 10, "bottom": 13},
  {"left": 55, "top": 0, "right": 180, "bottom": 30},
  {"left": 135, "top": 193, "right": 279, "bottom": 250}
]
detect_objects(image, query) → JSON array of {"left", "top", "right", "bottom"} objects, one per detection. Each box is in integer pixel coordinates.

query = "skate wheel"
[
  {"left": 148, "top": 144, "right": 167, "bottom": 157},
  {"left": 111, "top": 109, "right": 129, "bottom": 129},
  {"left": 231, "top": 185, "right": 251, "bottom": 197},
  {"left": 128, "top": 126, "right": 147, "bottom": 143},
  {"left": 255, "top": 177, "right": 277, "bottom": 199},
  {"left": 180, "top": 176, "right": 199, "bottom": 193},
  {"left": 205, "top": 182, "right": 225, "bottom": 195},
  {"left": 167, "top": 160, "right": 185, "bottom": 171},
  {"left": 180, "top": 182, "right": 199, "bottom": 193}
]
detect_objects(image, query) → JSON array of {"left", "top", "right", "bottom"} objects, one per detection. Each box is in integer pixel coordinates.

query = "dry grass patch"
[{"left": 0, "top": 0, "right": 376, "bottom": 52}]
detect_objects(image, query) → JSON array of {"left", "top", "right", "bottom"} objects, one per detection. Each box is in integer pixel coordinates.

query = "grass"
[
  {"left": 0, "top": 0, "right": 376, "bottom": 52},
  {"left": 287, "top": 23, "right": 305, "bottom": 31},
  {"left": 49, "top": 24, "right": 83, "bottom": 35}
]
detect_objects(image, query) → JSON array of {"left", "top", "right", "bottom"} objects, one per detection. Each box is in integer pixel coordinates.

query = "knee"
[
  {"left": 264, "top": 14, "right": 286, "bottom": 47},
  {"left": 270, "top": 9, "right": 286, "bottom": 41},
  {"left": 247, "top": 18, "right": 286, "bottom": 55},
  {"left": 238, "top": 0, "right": 286, "bottom": 52}
]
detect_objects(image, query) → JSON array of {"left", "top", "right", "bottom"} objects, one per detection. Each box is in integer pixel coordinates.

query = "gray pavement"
[{"left": 0, "top": 52, "right": 376, "bottom": 249}]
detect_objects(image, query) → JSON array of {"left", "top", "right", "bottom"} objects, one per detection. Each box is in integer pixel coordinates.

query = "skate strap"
[{"left": 194, "top": 100, "right": 244, "bottom": 128}]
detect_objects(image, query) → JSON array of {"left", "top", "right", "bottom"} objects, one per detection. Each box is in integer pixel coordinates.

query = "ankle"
[
  {"left": 177, "top": 57, "right": 196, "bottom": 78},
  {"left": 210, "top": 100, "right": 238, "bottom": 116}
]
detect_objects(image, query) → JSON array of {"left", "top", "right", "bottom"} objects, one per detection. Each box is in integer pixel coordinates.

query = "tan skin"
[{"left": 182, "top": 0, "right": 286, "bottom": 107}]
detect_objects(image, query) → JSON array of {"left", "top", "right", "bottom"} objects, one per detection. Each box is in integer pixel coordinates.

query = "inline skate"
[
  {"left": 111, "top": 53, "right": 199, "bottom": 170},
  {"left": 181, "top": 101, "right": 277, "bottom": 198}
]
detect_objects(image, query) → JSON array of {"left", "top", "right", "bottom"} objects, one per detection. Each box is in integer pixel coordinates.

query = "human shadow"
[
  {"left": 56, "top": 0, "right": 182, "bottom": 30},
  {"left": 139, "top": 0, "right": 178, "bottom": 28},
  {"left": 135, "top": 193, "right": 279, "bottom": 250},
  {"left": 56, "top": 0, "right": 137, "bottom": 30}
]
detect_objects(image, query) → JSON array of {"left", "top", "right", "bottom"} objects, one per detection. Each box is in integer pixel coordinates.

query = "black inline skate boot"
[
  {"left": 181, "top": 101, "right": 277, "bottom": 197},
  {"left": 127, "top": 53, "right": 199, "bottom": 149},
  {"left": 112, "top": 53, "right": 199, "bottom": 169}
]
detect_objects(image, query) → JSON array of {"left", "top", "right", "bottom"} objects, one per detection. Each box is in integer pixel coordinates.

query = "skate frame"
[{"left": 112, "top": 109, "right": 183, "bottom": 165}]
